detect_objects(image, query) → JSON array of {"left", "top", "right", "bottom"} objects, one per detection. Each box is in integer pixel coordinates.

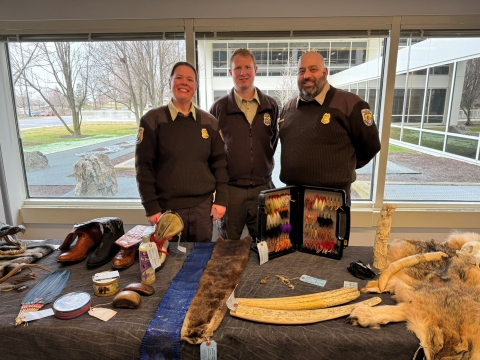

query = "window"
[
  {"left": 214, "top": 90, "right": 228, "bottom": 101},
  {"left": 8, "top": 37, "right": 186, "bottom": 199},
  {"left": 385, "top": 37, "right": 480, "bottom": 201},
  {"left": 197, "top": 35, "right": 385, "bottom": 200}
]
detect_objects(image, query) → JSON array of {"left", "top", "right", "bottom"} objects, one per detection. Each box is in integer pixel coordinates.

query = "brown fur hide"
[
  {"left": 348, "top": 232, "right": 480, "bottom": 360},
  {"left": 181, "top": 236, "right": 252, "bottom": 344}
]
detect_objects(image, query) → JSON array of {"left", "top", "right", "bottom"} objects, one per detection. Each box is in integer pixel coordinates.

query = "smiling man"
[
  {"left": 278, "top": 51, "right": 381, "bottom": 203},
  {"left": 210, "top": 48, "right": 279, "bottom": 241}
]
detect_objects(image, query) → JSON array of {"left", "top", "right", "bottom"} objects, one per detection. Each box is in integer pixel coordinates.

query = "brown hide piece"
[{"left": 181, "top": 236, "right": 252, "bottom": 344}]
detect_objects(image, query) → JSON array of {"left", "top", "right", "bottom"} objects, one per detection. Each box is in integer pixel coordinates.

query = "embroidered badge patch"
[
  {"left": 264, "top": 113, "right": 272, "bottom": 126},
  {"left": 321, "top": 113, "right": 330, "bottom": 124},
  {"left": 361, "top": 109, "right": 374, "bottom": 126},
  {"left": 136, "top": 127, "right": 144, "bottom": 144},
  {"left": 201, "top": 128, "right": 209, "bottom": 139}
]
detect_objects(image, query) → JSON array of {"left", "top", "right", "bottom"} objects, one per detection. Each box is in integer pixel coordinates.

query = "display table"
[{"left": 0, "top": 240, "right": 418, "bottom": 359}]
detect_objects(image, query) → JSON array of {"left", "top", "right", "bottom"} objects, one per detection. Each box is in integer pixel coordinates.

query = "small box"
[{"left": 253, "top": 185, "right": 350, "bottom": 260}]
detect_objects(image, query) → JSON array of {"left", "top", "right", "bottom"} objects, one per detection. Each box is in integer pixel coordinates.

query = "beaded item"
[{"left": 15, "top": 269, "right": 71, "bottom": 325}]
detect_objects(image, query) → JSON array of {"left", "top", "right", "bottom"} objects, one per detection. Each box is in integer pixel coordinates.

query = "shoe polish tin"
[
  {"left": 53, "top": 292, "right": 91, "bottom": 320},
  {"left": 92, "top": 270, "right": 120, "bottom": 297}
]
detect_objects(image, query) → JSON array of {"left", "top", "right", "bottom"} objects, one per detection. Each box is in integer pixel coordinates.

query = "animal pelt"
[
  {"left": 181, "top": 236, "right": 252, "bottom": 344},
  {"left": 0, "top": 243, "right": 56, "bottom": 278},
  {"left": 348, "top": 232, "right": 480, "bottom": 360}
]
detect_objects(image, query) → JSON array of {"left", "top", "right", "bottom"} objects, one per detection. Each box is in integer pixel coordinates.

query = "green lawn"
[
  {"left": 390, "top": 127, "right": 478, "bottom": 158},
  {"left": 21, "top": 123, "right": 137, "bottom": 154}
]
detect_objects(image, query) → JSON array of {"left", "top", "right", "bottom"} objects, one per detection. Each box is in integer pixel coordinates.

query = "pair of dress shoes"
[{"left": 58, "top": 217, "right": 124, "bottom": 267}]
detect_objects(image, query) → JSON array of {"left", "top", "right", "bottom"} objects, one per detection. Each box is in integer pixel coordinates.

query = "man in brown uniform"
[
  {"left": 279, "top": 51, "right": 381, "bottom": 203},
  {"left": 210, "top": 49, "right": 279, "bottom": 240}
]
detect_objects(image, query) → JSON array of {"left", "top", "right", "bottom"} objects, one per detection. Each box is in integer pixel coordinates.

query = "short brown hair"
[{"left": 230, "top": 48, "right": 257, "bottom": 68}]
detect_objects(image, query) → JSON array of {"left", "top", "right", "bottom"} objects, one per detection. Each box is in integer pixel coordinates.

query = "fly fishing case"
[{"left": 253, "top": 185, "right": 350, "bottom": 260}]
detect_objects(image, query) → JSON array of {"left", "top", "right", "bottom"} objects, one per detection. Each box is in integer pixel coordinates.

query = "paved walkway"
[{"left": 25, "top": 136, "right": 479, "bottom": 201}]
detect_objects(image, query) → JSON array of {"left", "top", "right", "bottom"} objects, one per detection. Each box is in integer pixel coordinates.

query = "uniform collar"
[
  {"left": 296, "top": 81, "right": 331, "bottom": 107},
  {"left": 168, "top": 99, "right": 197, "bottom": 120},
  {"left": 233, "top": 88, "right": 260, "bottom": 104}
]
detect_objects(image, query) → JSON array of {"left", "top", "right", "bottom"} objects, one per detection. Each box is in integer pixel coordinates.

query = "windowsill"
[{"left": 20, "top": 199, "right": 480, "bottom": 229}]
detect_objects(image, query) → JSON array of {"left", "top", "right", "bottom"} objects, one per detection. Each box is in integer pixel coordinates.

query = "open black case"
[{"left": 253, "top": 185, "right": 351, "bottom": 260}]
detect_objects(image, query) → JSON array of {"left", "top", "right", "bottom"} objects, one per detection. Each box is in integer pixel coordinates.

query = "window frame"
[{"left": 1, "top": 16, "right": 480, "bottom": 232}]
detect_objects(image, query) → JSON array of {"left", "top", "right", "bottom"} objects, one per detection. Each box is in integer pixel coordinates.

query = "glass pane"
[
  {"left": 196, "top": 36, "right": 385, "bottom": 202},
  {"left": 390, "top": 126, "right": 401, "bottom": 140},
  {"left": 269, "top": 42, "right": 289, "bottom": 66},
  {"left": 385, "top": 37, "right": 480, "bottom": 202},
  {"left": 249, "top": 42, "right": 269, "bottom": 66},
  {"left": 289, "top": 42, "right": 308, "bottom": 62},
  {"left": 420, "top": 132, "right": 445, "bottom": 151},
  {"left": 212, "top": 42, "right": 228, "bottom": 68},
  {"left": 445, "top": 135, "right": 478, "bottom": 159},
  {"left": 401, "top": 128, "right": 420, "bottom": 145},
  {"left": 10, "top": 39, "right": 186, "bottom": 199}
]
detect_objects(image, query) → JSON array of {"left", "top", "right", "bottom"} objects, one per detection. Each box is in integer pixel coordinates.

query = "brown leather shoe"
[
  {"left": 112, "top": 243, "right": 139, "bottom": 269},
  {"left": 58, "top": 226, "right": 102, "bottom": 263}
]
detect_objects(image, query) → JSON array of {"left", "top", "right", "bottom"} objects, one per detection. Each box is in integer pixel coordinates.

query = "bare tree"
[
  {"left": 12, "top": 42, "right": 92, "bottom": 135},
  {"left": 93, "top": 40, "right": 184, "bottom": 124},
  {"left": 460, "top": 57, "right": 480, "bottom": 126},
  {"left": 275, "top": 56, "right": 299, "bottom": 107}
]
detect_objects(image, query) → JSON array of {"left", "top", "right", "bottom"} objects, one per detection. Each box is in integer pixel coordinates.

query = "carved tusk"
[
  {"left": 230, "top": 297, "right": 382, "bottom": 325},
  {"left": 236, "top": 287, "right": 360, "bottom": 310},
  {"left": 378, "top": 251, "right": 448, "bottom": 292}
]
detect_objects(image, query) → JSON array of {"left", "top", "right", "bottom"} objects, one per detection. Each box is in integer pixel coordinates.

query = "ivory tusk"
[
  {"left": 236, "top": 287, "right": 360, "bottom": 310},
  {"left": 378, "top": 251, "right": 448, "bottom": 292},
  {"left": 230, "top": 297, "right": 382, "bottom": 325}
]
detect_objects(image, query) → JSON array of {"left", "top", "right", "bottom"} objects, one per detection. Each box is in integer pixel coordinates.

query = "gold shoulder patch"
[
  {"left": 361, "top": 109, "right": 374, "bottom": 126},
  {"left": 136, "top": 127, "right": 144, "bottom": 144},
  {"left": 201, "top": 128, "right": 209, "bottom": 139}
]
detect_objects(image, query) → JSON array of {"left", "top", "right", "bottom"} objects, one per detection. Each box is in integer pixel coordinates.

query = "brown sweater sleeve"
[{"left": 135, "top": 111, "right": 162, "bottom": 216}]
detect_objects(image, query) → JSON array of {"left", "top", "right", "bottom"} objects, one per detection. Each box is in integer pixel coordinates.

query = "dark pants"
[
  {"left": 218, "top": 181, "right": 274, "bottom": 241},
  {"left": 174, "top": 196, "right": 213, "bottom": 242}
]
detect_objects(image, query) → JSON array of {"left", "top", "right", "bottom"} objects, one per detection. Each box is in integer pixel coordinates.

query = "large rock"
[
  {"left": 74, "top": 154, "right": 118, "bottom": 196},
  {"left": 449, "top": 125, "right": 474, "bottom": 135},
  {"left": 24, "top": 151, "right": 49, "bottom": 171}
]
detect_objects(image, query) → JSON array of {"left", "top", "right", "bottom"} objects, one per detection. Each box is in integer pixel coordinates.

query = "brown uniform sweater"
[
  {"left": 135, "top": 106, "right": 228, "bottom": 216},
  {"left": 279, "top": 86, "right": 381, "bottom": 199}
]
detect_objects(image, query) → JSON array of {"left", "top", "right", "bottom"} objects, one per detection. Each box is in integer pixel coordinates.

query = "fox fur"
[{"left": 348, "top": 232, "right": 480, "bottom": 360}]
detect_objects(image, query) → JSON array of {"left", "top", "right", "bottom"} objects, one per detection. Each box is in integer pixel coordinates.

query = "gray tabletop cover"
[{"left": 0, "top": 240, "right": 418, "bottom": 359}]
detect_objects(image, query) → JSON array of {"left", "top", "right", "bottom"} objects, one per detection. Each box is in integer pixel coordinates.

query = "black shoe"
[{"left": 86, "top": 217, "right": 124, "bottom": 268}]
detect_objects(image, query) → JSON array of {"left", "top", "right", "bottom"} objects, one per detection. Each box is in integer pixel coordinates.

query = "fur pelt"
[
  {"left": 348, "top": 232, "right": 480, "bottom": 360},
  {"left": 0, "top": 243, "right": 56, "bottom": 277},
  {"left": 181, "top": 236, "right": 252, "bottom": 344}
]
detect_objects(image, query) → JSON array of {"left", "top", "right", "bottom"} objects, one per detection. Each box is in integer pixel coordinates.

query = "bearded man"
[{"left": 278, "top": 51, "right": 381, "bottom": 203}]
